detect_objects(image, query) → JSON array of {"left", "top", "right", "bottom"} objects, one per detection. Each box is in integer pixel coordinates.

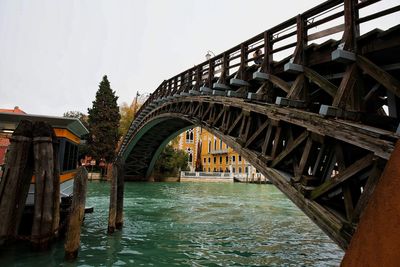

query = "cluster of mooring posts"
[{"left": 0, "top": 120, "right": 88, "bottom": 260}]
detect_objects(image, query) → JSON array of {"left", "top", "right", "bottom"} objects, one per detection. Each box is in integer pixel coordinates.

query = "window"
[
  {"left": 208, "top": 157, "right": 210, "bottom": 163},
  {"left": 186, "top": 129, "right": 194, "bottom": 143},
  {"left": 232, "top": 167, "right": 236, "bottom": 173},
  {"left": 220, "top": 140, "right": 223, "bottom": 149},
  {"left": 208, "top": 168, "right": 210, "bottom": 172},
  {"left": 203, "top": 158, "right": 206, "bottom": 163},
  {"left": 208, "top": 141, "right": 211, "bottom": 153},
  {"left": 213, "top": 168, "right": 217, "bottom": 172},
  {"left": 214, "top": 139, "right": 217, "bottom": 150},
  {"left": 219, "top": 156, "right": 222, "bottom": 163},
  {"left": 62, "top": 140, "right": 78, "bottom": 172},
  {"left": 239, "top": 167, "right": 242, "bottom": 173},
  {"left": 213, "top": 157, "right": 216, "bottom": 163},
  {"left": 232, "top": 155, "right": 236, "bottom": 162},
  {"left": 186, "top": 148, "right": 193, "bottom": 164},
  {"left": 239, "top": 155, "right": 242, "bottom": 162},
  {"left": 226, "top": 156, "right": 229, "bottom": 163}
]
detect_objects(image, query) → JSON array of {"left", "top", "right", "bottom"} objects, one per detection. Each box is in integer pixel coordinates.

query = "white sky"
[{"left": 0, "top": 0, "right": 398, "bottom": 116}]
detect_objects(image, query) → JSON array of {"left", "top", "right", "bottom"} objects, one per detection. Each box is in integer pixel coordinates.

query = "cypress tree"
[{"left": 88, "top": 75, "right": 121, "bottom": 162}]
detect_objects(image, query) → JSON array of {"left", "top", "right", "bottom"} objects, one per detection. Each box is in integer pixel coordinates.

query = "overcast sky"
[{"left": 0, "top": 0, "right": 398, "bottom": 116}]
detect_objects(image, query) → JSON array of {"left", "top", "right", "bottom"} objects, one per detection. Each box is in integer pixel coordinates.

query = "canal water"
[{"left": 0, "top": 182, "right": 344, "bottom": 266}]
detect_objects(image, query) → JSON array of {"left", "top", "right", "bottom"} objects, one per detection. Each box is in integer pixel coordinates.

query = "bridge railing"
[
  {"left": 137, "top": 0, "right": 398, "bottom": 109},
  {"left": 120, "top": 0, "right": 400, "bottom": 156}
]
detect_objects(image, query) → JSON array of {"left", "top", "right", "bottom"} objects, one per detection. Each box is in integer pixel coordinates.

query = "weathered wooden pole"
[
  {"left": 107, "top": 164, "right": 117, "bottom": 233},
  {"left": 31, "top": 121, "right": 56, "bottom": 249},
  {"left": 0, "top": 120, "right": 34, "bottom": 244},
  {"left": 115, "top": 160, "right": 124, "bottom": 230},
  {"left": 51, "top": 131, "right": 60, "bottom": 236},
  {"left": 64, "top": 167, "right": 88, "bottom": 260}
]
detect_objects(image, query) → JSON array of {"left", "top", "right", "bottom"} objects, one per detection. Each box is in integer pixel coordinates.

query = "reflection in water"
[{"left": 0, "top": 182, "right": 343, "bottom": 266}]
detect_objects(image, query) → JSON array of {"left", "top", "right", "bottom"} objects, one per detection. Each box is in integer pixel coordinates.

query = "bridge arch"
[
  {"left": 117, "top": 0, "right": 400, "bottom": 254},
  {"left": 119, "top": 96, "right": 395, "bottom": 250}
]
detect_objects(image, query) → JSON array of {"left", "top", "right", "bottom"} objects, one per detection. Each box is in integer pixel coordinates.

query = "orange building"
[{"left": 174, "top": 127, "right": 259, "bottom": 177}]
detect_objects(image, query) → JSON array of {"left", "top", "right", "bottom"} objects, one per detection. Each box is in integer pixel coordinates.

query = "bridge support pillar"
[{"left": 341, "top": 141, "right": 400, "bottom": 266}]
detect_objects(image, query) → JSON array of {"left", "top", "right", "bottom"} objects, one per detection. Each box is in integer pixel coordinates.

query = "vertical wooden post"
[
  {"left": 31, "top": 121, "right": 56, "bottom": 249},
  {"left": 64, "top": 167, "right": 88, "bottom": 260},
  {"left": 0, "top": 120, "right": 33, "bottom": 243},
  {"left": 51, "top": 131, "right": 60, "bottom": 236},
  {"left": 116, "top": 161, "right": 124, "bottom": 230},
  {"left": 107, "top": 164, "right": 117, "bottom": 233}
]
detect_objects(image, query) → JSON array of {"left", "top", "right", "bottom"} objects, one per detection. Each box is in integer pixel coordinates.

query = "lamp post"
[{"left": 205, "top": 50, "right": 215, "bottom": 61}]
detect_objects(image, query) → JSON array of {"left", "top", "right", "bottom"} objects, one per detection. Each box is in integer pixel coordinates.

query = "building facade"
[{"left": 174, "top": 127, "right": 263, "bottom": 179}]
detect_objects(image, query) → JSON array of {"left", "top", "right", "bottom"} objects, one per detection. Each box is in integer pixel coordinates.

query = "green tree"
[
  {"left": 63, "top": 110, "right": 90, "bottom": 160},
  {"left": 87, "top": 75, "right": 121, "bottom": 162},
  {"left": 153, "top": 144, "right": 189, "bottom": 177},
  {"left": 63, "top": 110, "right": 89, "bottom": 129}
]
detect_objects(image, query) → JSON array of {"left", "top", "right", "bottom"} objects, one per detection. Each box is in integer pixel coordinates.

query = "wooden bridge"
[{"left": 117, "top": 0, "right": 400, "bottom": 262}]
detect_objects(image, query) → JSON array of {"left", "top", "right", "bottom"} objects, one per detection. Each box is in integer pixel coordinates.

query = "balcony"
[{"left": 210, "top": 149, "right": 228, "bottom": 155}]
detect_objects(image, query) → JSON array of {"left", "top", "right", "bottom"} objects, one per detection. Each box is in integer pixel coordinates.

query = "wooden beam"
[
  {"left": 263, "top": 168, "right": 349, "bottom": 249},
  {"left": 308, "top": 24, "right": 344, "bottom": 41},
  {"left": 287, "top": 74, "right": 306, "bottom": 99},
  {"left": 295, "top": 136, "right": 313, "bottom": 180},
  {"left": 227, "top": 112, "right": 243, "bottom": 135},
  {"left": 261, "top": 124, "right": 273, "bottom": 155},
  {"left": 357, "top": 55, "right": 400, "bottom": 98},
  {"left": 332, "top": 63, "right": 358, "bottom": 108},
  {"left": 268, "top": 74, "right": 290, "bottom": 93},
  {"left": 271, "top": 131, "right": 308, "bottom": 168},
  {"left": 304, "top": 67, "right": 337, "bottom": 97},
  {"left": 352, "top": 160, "right": 384, "bottom": 222},
  {"left": 310, "top": 154, "right": 375, "bottom": 200},
  {"left": 245, "top": 120, "right": 269, "bottom": 148}
]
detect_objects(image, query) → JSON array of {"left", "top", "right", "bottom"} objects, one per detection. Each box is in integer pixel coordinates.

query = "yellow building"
[{"left": 174, "top": 127, "right": 256, "bottom": 176}]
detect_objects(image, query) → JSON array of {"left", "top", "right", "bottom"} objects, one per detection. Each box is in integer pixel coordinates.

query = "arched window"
[
  {"left": 239, "top": 167, "right": 242, "bottom": 173},
  {"left": 186, "top": 129, "right": 194, "bottom": 143},
  {"left": 233, "top": 167, "right": 236, "bottom": 173},
  {"left": 186, "top": 148, "right": 193, "bottom": 164},
  {"left": 220, "top": 140, "right": 223, "bottom": 149},
  {"left": 214, "top": 139, "right": 217, "bottom": 150},
  {"left": 208, "top": 140, "right": 211, "bottom": 153}
]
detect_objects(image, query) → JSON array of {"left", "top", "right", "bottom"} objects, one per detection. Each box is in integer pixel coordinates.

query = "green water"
[{"left": 0, "top": 182, "right": 344, "bottom": 266}]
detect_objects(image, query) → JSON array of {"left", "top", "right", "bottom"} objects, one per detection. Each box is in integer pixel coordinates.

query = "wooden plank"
[
  {"left": 308, "top": 24, "right": 344, "bottom": 41},
  {"left": 357, "top": 55, "right": 400, "bottom": 98},
  {"left": 310, "top": 153, "right": 375, "bottom": 200},
  {"left": 304, "top": 67, "right": 338, "bottom": 97},
  {"left": 271, "top": 131, "right": 308, "bottom": 168}
]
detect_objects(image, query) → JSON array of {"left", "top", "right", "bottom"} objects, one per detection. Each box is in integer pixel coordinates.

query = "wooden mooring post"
[
  {"left": 0, "top": 120, "right": 34, "bottom": 244},
  {"left": 31, "top": 121, "right": 59, "bottom": 249},
  {"left": 115, "top": 161, "right": 124, "bottom": 229},
  {"left": 64, "top": 167, "right": 88, "bottom": 260},
  {"left": 107, "top": 164, "right": 118, "bottom": 233}
]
